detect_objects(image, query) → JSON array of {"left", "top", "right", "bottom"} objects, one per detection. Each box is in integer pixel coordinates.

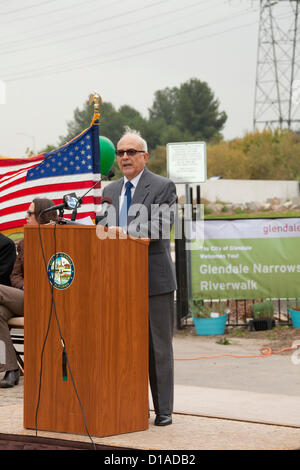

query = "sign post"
[{"left": 167, "top": 142, "right": 207, "bottom": 324}]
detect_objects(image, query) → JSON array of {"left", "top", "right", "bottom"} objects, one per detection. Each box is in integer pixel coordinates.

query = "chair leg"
[
  {"left": 14, "top": 347, "right": 24, "bottom": 375},
  {"left": 9, "top": 329, "right": 24, "bottom": 375}
]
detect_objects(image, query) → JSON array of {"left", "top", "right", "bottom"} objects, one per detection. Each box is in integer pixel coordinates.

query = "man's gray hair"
[{"left": 119, "top": 126, "right": 148, "bottom": 152}]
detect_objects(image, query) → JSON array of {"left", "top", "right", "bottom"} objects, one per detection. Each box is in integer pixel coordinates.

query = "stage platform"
[{"left": 1, "top": 375, "right": 300, "bottom": 450}]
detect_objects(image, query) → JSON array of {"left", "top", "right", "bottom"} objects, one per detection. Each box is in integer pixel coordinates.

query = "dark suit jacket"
[
  {"left": 10, "top": 239, "right": 24, "bottom": 289},
  {"left": 102, "top": 168, "right": 177, "bottom": 296},
  {"left": 0, "top": 233, "right": 16, "bottom": 286}
]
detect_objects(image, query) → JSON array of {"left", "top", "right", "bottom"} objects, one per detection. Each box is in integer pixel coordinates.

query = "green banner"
[{"left": 191, "top": 218, "right": 300, "bottom": 300}]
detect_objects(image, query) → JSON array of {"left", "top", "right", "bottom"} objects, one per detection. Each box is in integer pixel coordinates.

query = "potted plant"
[
  {"left": 287, "top": 299, "right": 300, "bottom": 328},
  {"left": 250, "top": 300, "right": 275, "bottom": 331},
  {"left": 189, "top": 299, "right": 229, "bottom": 336}
]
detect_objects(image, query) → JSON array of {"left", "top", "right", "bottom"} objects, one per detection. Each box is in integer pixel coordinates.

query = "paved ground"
[
  {"left": 173, "top": 326, "right": 300, "bottom": 396},
  {"left": 1, "top": 325, "right": 300, "bottom": 450}
]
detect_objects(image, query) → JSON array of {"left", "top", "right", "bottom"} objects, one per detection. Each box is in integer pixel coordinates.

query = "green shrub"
[
  {"left": 251, "top": 301, "right": 274, "bottom": 319},
  {"left": 190, "top": 299, "right": 228, "bottom": 318}
]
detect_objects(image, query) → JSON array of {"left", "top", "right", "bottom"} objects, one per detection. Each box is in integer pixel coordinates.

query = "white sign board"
[{"left": 166, "top": 142, "right": 206, "bottom": 183}]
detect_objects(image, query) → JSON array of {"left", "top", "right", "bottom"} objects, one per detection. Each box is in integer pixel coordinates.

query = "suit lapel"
[
  {"left": 112, "top": 178, "right": 124, "bottom": 225},
  {"left": 131, "top": 168, "right": 151, "bottom": 206},
  {"left": 127, "top": 168, "right": 151, "bottom": 225}
]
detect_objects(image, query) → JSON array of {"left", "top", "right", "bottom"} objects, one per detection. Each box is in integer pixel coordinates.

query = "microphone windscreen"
[{"left": 107, "top": 169, "right": 115, "bottom": 179}]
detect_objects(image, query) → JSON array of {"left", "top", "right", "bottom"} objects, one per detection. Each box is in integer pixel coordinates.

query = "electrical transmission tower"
[{"left": 253, "top": 0, "right": 300, "bottom": 132}]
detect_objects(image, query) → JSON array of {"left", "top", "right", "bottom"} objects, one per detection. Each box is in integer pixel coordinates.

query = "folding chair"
[{"left": 8, "top": 316, "right": 24, "bottom": 374}]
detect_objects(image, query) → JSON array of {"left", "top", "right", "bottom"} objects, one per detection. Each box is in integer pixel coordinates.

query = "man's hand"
[{"left": 96, "top": 225, "right": 128, "bottom": 240}]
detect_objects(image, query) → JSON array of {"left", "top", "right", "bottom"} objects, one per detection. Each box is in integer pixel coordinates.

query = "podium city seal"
[{"left": 47, "top": 252, "right": 75, "bottom": 290}]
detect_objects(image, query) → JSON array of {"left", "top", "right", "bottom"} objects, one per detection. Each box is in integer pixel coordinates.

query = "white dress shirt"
[{"left": 119, "top": 169, "right": 145, "bottom": 215}]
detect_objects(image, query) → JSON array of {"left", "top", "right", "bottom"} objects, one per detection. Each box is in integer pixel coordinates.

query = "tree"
[
  {"left": 149, "top": 87, "right": 178, "bottom": 125},
  {"left": 148, "top": 78, "right": 227, "bottom": 143},
  {"left": 147, "top": 145, "right": 167, "bottom": 177},
  {"left": 59, "top": 100, "right": 94, "bottom": 144},
  {"left": 59, "top": 100, "right": 121, "bottom": 146},
  {"left": 207, "top": 129, "right": 300, "bottom": 180},
  {"left": 58, "top": 100, "right": 149, "bottom": 147},
  {"left": 49, "top": 78, "right": 228, "bottom": 178}
]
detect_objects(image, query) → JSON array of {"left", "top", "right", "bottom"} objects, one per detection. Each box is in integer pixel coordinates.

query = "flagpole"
[{"left": 89, "top": 92, "right": 102, "bottom": 125}]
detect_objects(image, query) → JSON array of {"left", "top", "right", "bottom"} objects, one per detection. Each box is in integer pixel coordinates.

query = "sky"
[{"left": 0, "top": 0, "right": 293, "bottom": 157}]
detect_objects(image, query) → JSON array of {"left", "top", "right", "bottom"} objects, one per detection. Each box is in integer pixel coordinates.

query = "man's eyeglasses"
[
  {"left": 26, "top": 210, "right": 35, "bottom": 216},
  {"left": 116, "top": 149, "right": 145, "bottom": 157}
]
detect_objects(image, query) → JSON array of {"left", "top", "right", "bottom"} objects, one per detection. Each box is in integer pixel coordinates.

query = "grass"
[
  {"left": 8, "top": 232, "right": 24, "bottom": 242},
  {"left": 231, "top": 328, "right": 248, "bottom": 338},
  {"left": 205, "top": 210, "right": 300, "bottom": 220},
  {"left": 216, "top": 337, "right": 231, "bottom": 345}
]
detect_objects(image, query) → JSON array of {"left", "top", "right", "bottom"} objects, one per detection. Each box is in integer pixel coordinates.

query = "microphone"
[
  {"left": 106, "top": 169, "right": 115, "bottom": 180},
  {"left": 40, "top": 170, "right": 115, "bottom": 222},
  {"left": 70, "top": 170, "right": 115, "bottom": 222},
  {"left": 42, "top": 193, "right": 78, "bottom": 214}
]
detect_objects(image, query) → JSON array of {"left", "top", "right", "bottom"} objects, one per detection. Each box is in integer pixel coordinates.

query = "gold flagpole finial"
[{"left": 89, "top": 92, "right": 102, "bottom": 124}]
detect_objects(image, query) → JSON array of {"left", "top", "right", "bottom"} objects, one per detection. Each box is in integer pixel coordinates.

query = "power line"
[
  {"left": 0, "top": 0, "right": 172, "bottom": 53},
  {"left": 0, "top": 0, "right": 173, "bottom": 46},
  {"left": 0, "top": 0, "right": 59, "bottom": 15},
  {"left": 4, "top": 10, "right": 261, "bottom": 82},
  {"left": 1, "top": 0, "right": 220, "bottom": 72},
  {"left": 0, "top": 0, "right": 123, "bottom": 26},
  {"left": 3, "top": 6, "right": 257, "bottom": 81}
]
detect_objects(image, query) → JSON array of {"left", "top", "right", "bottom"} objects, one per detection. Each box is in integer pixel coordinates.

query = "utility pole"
[{"left": 253, "top": 0, "right": 300, "bottom": 132}]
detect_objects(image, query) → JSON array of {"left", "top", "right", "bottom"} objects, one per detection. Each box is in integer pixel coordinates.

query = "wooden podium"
[{"left": 23, "top": 225, "right": 149, "bottom": 438}]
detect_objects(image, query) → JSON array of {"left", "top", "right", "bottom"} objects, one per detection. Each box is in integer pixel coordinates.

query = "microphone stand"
[
  {"left": 58, "top": 208, "right": 65, "bottom": 224},
  {"left": 71, "top": 169, "right": 115, "bottom": 222}
]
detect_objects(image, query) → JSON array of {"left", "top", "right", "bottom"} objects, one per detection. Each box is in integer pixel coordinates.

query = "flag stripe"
[
  {"left": 0, "top": 182, "right": 100, "bottom": 212},
  {"left": 0, "top": 154, "right": 45, "bottom": 165},
  {"left": 0, "top": 209, "right": 97, "bottom": 231},
  {"left": 0, "top": 123, "right": 102, "bottom": 233},
  {"left": 0, "top": 178, "right": 100, "bottom": 205},
  {"left": 0, "top": 202, "right": 102, "bottom": 229},
  {"left": 0, "top": 195, "right": 98, "bottom": 217}
]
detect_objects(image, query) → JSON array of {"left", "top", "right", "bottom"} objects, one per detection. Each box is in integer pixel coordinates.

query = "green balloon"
[{"left": 99, "top": 136, "right": 115, "bottom": 175}]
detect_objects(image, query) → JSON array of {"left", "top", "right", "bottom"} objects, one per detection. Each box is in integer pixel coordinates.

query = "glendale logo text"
[{"left": 263, "top": 223, "right": 300, "bottom": 235}]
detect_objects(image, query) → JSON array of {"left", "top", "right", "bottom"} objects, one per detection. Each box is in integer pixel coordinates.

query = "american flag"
[{"left": 0, "top": 122, "right": 101, "bottom": 234}]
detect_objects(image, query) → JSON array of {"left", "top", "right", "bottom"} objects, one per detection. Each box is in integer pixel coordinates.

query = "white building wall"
[
  {"left": 175, "top": 180, "right": 300, "bottom": 204},
  {"left": 102, "top": 179, "right": 300, "bottom": 204}
]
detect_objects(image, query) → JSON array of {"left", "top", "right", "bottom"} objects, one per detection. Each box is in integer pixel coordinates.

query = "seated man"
[
  {"left": 0, "top": 198, "right": 57, "bottom": 388},
  {"left": 0, "top": 234, "right": 16, "bottom": 287}
]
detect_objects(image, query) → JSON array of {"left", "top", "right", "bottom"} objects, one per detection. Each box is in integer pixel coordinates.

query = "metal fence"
[{"left": 176, "top": 297, "right": 295, "bottom": 330}]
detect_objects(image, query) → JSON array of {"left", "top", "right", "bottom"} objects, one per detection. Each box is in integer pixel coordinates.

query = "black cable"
[
  {"left": 35, "top": 219, "right": 96, "bottom": 450},
  {"left": 35, "top": 218, "right": 55, "bottom": 436}
]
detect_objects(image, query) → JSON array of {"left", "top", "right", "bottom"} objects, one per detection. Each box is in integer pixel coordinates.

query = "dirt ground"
[
  {"left": 173, "top": 322, "right": 300, "bottom": 397},
  {"left": 176, "top": 322, "right": 300, "bottom": 353}
]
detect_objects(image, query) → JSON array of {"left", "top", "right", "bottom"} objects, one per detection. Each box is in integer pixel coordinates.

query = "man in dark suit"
[
  {"left": 0, "top": 234, "right": 16, "bottom": 286},
  {"left": 101, "top": 127, "right": 177, "bottom": 426}
]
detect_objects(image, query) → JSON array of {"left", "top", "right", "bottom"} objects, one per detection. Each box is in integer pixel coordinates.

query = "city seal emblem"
[{"left": 47, "top": 252, "right": 75, "bottom": 290}]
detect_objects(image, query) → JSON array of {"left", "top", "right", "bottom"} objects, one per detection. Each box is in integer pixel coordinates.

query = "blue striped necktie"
[{"left": 119, "top": 180, "right": 133, "bottom": 227}]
